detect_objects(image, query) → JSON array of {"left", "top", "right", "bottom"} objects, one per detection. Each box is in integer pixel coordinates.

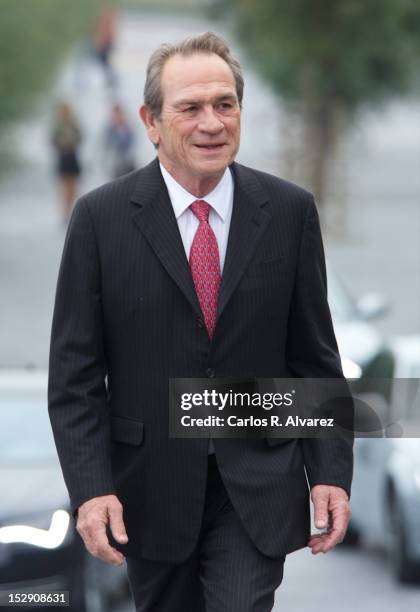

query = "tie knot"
[{"left": 191, "top": 200, "right": 210, "bottom": 223}]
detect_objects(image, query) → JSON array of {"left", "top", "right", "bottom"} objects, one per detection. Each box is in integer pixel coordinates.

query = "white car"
[
  {"left": 348, "top": 336, "right": 420, "bottom": 583},
  {"left": 0, "top": 370, "right": 129, "bottom": 611}
]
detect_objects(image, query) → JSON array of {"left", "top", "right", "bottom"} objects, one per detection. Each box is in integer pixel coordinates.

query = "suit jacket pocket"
[{"left": 110, "top": 415, "right": 144, "bottom": 446}]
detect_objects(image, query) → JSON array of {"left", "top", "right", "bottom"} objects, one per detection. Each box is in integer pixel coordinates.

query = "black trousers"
[{"left": 126, "top": 455, "right": 285, "bottom": 612}]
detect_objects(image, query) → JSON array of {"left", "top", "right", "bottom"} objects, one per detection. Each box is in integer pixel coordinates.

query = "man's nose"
[{"left": 197, "top": 107, "right": 224, "bottom": 134}]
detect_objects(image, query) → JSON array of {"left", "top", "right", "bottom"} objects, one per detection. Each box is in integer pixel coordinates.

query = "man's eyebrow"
[
  {"left": 173, "top": 100, "right": 198, "bottom": 109},
  {"left": 214, "top": 94, "right": 238, "bottom": 104},
  {"left": 173, "top": 94, "right": 238, "bottom": 109}
]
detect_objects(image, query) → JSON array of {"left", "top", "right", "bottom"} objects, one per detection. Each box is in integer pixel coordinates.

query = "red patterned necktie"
[{"left": 189, "top": 200, "right": 221, "bottom": 339}]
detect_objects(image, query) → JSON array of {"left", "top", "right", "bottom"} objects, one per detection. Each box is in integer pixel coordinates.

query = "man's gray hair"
[{"left": 144, "top": 31, "right": 244, "bottom": 118}]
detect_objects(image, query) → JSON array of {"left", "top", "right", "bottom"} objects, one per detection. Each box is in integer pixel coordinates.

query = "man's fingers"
[
  {"left": 308, "top": 503, "right": 350, "bottom": 553},
  {"left": 79, "top": 515, "right": 124, "bottom": 565},
  {"left": 108, "top": 501, "right": 129, "bottom": 544},
  {"left": 309, "top": 526, "right": 343, "bottom": 553},
  {"left": 309, "top": 485, "right": 351, "bottom": 553},
  {"left": 76, "top": 495, "right": 127, "bottom": 565},
  {"left": 326, "top": 498, "right": 351, "bottom": 547},
  {"left": 308, "top": 533, "right": 324, "bottom": 545},
  {"left": 86, "top": 520, "right": 125, "bottom": 565},
  {"left": 312, "top": 488, "right": 330, "bottom": 529}
]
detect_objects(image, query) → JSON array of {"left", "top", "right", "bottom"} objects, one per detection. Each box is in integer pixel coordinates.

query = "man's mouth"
[{"left": 194, "top": 143, "right": 226, "bottom": 150}]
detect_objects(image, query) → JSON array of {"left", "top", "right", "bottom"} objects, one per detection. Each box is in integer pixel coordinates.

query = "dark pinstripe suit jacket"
[{"left": 48, "top": 157, "right": 353, "bottom": 563}]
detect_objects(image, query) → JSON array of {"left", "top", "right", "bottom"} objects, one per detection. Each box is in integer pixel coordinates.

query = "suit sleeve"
[
  {"left": 286, "top": 195, "right": 354, "bottom": 497},
  {"left": 48, "top": 197, "right": 115, "bottom": 517}
]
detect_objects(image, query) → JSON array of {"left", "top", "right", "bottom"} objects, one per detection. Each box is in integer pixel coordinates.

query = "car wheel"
[
  {"left": 388, "top": 497, "right": 420, "bottom": 584},
  {"left": 69, "top": 554, "right": 111, "bottom": 612}
]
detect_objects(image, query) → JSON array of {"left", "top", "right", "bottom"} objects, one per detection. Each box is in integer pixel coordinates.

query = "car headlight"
[
  {"left": 341, "top": 357, "right": 362, "bottom": 379},
  {"left": 0, "top": 509, "right": 70, "bottom": 549}
]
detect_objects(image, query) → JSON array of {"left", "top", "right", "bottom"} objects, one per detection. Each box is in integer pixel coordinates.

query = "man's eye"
[
  {"left": 183, "top": 106, "right": 197, "bottom": 113},
  {"left": 218, "top": 102, "right": 233, "bottom": 111}
]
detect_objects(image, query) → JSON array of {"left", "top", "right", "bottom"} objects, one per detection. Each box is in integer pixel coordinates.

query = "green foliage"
[
  {"left": 0, "top": 0, "right": 116, "bottom": 127},
  {"left": 121, "top": 0, "right": 202, "bottom": 13},
  {"left": 216, "top": 0, "right": 420, "bottom": 112}
]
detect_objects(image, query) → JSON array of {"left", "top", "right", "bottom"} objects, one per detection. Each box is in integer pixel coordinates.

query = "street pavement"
[{"left": 1, "top": 9, "right": 419, "bottom": 612}]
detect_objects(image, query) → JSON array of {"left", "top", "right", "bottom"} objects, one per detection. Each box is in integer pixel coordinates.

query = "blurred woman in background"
[{"left": 51, "top": 102, "right": 82, "bottom": 223}]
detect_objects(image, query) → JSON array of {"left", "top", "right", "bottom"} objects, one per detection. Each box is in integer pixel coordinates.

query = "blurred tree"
[{"left": 212, "top": 0, "right": 420, "bottom": 212}]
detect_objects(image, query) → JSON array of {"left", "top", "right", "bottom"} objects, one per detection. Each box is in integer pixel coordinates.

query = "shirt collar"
[{"left": 159, "top": 162, "right": 233, "bottom": 222}]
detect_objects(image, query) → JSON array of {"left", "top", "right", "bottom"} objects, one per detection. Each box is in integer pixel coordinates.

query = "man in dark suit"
[{"left": 49, "top": 32, "right": 353, "bottom": 611}]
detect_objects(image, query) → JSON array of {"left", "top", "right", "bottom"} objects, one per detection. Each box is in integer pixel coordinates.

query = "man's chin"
[{"left": 191, "top": 157, "right": 234, "bottom": 176}]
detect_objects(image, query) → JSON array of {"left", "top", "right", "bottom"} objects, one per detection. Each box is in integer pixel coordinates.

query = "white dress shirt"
[{"left": 159, "top": 162, "right": 234, "bottom": 272}]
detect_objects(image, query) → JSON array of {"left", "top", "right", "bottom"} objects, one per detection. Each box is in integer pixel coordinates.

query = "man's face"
[{"left": 141, "top": 53, "right": 241, "bottom": 190}]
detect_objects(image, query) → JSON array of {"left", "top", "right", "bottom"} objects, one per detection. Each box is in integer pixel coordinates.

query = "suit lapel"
[
  {"left": 130, "top": 159, "right": 202, "bottom": 319},
  {"left": 217, "top": 162, "right": 271, "bottom": 320}
]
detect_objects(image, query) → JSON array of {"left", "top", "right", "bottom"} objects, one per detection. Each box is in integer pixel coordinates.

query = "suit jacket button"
[
  {"left": 206, "top": 368, "right": 215, "bottom": 378},
  {"left": 197, "top": 318, "right": 204, "bottom": 329}
]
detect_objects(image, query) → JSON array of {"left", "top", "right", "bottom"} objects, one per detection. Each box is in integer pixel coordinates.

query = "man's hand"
[
  {"left": 308, "top": 485, "right": 351, "bottom": 554},
  {"left": 76, "top": 494, "right": 128, "bottom": 566}
]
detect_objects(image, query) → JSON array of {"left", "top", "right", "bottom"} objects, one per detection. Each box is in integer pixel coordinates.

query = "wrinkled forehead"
[{"left": 160, "top": 52, "right": 237, "bottom": 105}]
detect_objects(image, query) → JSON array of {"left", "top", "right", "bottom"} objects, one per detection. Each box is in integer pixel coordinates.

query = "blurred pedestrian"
[
  {"left": 103, "top": 103, "right": 137, "bottom": 178},
  {"left": 92, "top": 6, "right": 118, "bottom": 88},
  {"left": 51, "top": 102, "right": 82, "bottom": 223}
]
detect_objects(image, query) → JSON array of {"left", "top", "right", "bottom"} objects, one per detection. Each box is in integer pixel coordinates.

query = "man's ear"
[{"left": 139, "top": 105, "right": 160, "bottom": 147}]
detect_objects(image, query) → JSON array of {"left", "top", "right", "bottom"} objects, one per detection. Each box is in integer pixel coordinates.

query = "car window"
[{"left": 0, "top": 392, "right": 57, "bottom": 463}]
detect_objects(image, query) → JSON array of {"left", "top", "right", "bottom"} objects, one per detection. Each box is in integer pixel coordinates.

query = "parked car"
[
  {"left": 327, "top": 268, "right": 395, "bottom": 384},
  {"left": 0, "top": 370, "right": 129, "bottom": 611},
  {"left": 344, "top": 335, "right": 420, "bottom": 583}
]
